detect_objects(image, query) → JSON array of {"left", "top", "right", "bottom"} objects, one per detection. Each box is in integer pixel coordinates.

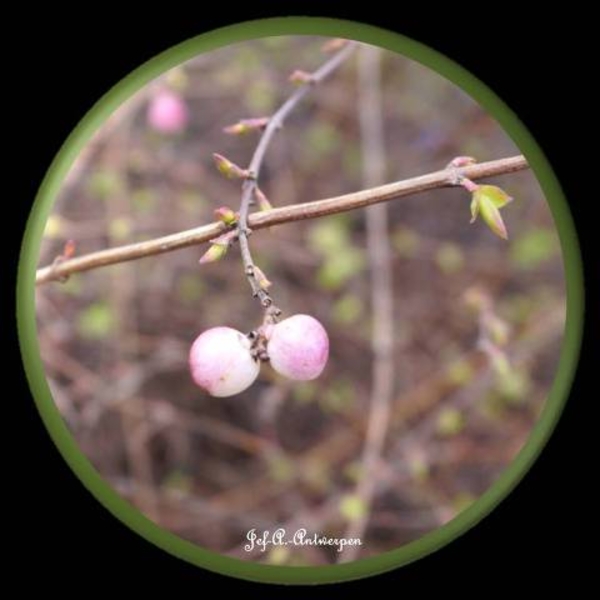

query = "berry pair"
[{"left": 189, "top": 314, "right": 329, "bottom": 397}]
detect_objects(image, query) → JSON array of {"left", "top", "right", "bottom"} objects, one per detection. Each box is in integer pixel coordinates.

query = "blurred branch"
[
  {"left": 340, "top": 46, "right": 393, "bottom": 562},
  {"left": 36, "top": 155, "right": 528, "bottom": 285},
  {"left": 235, "top": 42, "right": 357, "bottom": 314},
  {"left": 227, "top": 304, "right": 563, "bottom": 557}
]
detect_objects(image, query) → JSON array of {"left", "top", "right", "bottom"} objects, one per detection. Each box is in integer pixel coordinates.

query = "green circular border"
[{"left": 17, "top": 17, "right": 584, "bottom": 585}]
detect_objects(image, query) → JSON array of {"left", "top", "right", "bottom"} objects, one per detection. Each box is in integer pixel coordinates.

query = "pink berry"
[
  {"left": 189, "top": 327, "right": 259, "bottom": 397},
  {"left": 147, "top": 90, "right": 189, "bottom": 134},
  {"left": 267, "top": 314, "right": 329, "bottom": 381}
]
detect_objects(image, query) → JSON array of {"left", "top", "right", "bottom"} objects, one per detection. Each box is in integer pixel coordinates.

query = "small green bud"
[
  {"left": 470, "top": 185, "right": 513, "bottom": 239},
  {"left": 253, "top": 265, "right": 272, "bottom": 289},
  {"left": 212, "top": 153, "right": 249, "bottom": 179},
  {"left": 480, "top": 196, "right": 508, "bottom": 239},
  {"left": 198, "top": 231, "right": 237, "bottom": 264},
  {"left": 223, "top": 117, "right": 269, "bottom": 135},
  {"left": 254, "top": 187, "right": 273, "bottom": 212},
  {"left": 199, "top": 243, "right": 228, "bottom": 264},
  {"left": 214, "top": 206, "right": 239, "bottom": 226}
]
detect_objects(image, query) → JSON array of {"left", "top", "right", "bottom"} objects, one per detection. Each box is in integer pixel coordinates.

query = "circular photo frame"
[{"left": 18, "top": 18, "right": 583, "bottom": 584}]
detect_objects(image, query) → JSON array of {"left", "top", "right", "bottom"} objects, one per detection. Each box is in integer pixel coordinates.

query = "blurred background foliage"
[{"left": 36, "top": 37, "right": 565, "bottom": 564}]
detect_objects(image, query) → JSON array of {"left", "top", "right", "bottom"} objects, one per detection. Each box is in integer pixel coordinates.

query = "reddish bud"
[
  {"left": 289, "top": 70, "right": 313, "bottom": 85},
  {"left": 321, "top": 38, "right": 348, "bottom": 53},
  {"left": 63, "top": 239, "right": 76, "bottom": 259},
  {"left": 447, "top": 156, "right": 477, "bottom": 169}
]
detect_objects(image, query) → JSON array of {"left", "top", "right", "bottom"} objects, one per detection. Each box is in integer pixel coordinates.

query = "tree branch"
[
  {"left": 235, "top": 41, "right": 356, "bottom": 315},
  {"left": 36, "top": 155, "right": 528, "bottom": 285},
  {"left": 340, "top": 45, "right": 393, "bottom": 563}
]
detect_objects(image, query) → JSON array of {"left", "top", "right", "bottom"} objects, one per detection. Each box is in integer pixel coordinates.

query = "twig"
[
  {"left": 235, "top": 42, "right": 356, "bottom": 317},
  {"left": 340, "top": 46, "right": 393, "bottom": 562},
  {"left": 36, "top": 155, "right": 528, "bottom": 285}
]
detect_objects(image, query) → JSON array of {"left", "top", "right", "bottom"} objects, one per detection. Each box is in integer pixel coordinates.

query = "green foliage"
[
  {"left": 332, "top": 294, "right": 363, "bottom": 325},
  {"left": 321, "top": 379, "right": 356, "bottom": 413},
  {"left": 499, "top": 294, "right": 536, "bottom": 324},
  {"left": 131, "top": 188, "right": 158, "bottom": 213},
  {"left": 179, "top": 190, "right": 207, "bottom": 214},
  {"left": 302, "top": 122, "right": 341, "bottom": 166},
  {"left": 108, "top": 217, "right": 131, "bottom": 240},
  {"left": 308, "top": 217, "right": 350, "bottom": 254},
  {"left": 77, "top": 302, "right": 115, "bottom": 339},
  {"left": 245, "top": 79, "right": 276, "bottom": 113},
  {"left": 471, "top": 185, "right": 512, "bottom": 239},
  {"left": 475, "top": 184, "right": 513, "bottom": 209},
  {"left": 509, "top": 227, "right": 558, "bottom": 269},
  {"left": 392, "top": 227, "right": 420, "bottom": 257},
  {"left": 343, "top": 461, "right": 363, "bottom": 484},
  {"left": 487, "top": 315, "right": 510, "bottom": 347},
  {"left": 60, "top": 276, "right": 82, "bottom": 296},
  {"left": 436, "top": 408, "right": 465, "bottom": 436},
  {"left": 339, "top": 494, "right": 367, "bottom": 522},
  {"left": 490, "top": 350, "right": 511, "bottom": 379},
  {"left": 88, "top": 169, "right": 123, "bottom": 200},
  {"left": 43, "top": 215, "right": 66, "bottom": 239},
  {"left": 176, "top": 274, "right": 205, "bottom": 305},
  {"left": 408, "top": 455, "right": 430, "bottom": 482},
  {"left": 342, "top": 145, "right": 361, "bottom": 177},
  {"left": 494, "top": 368, "right": 531, "bottom": 404},
  {"left": 318, "top": 250, "right": 365, "bottom": 290},
  {"left": 266, "top": 453, "right": 295, "bottom": 483},
  {"left": 435, "top": 242, "right": 465, "bottom": 274},
  {"left": 161, "top": 470, "right": 193, "bottom": 493},
  {"left": 308, "top": 217, "right": 365, "bottom": 290},
  {"left": 292, "top": 381, "right": 317, "bottom": 404},
  {"left": 266, "top": 546, "right": 291, "bottom": 565},
  {"left": 445, "top": 359, "right": 475, "bottom": 386},
  {"left": 302, "top": 462, "right": 331, "bottom": 493},
  {"left": 453, "top": 491, "right": 476, "bottom": 512}
]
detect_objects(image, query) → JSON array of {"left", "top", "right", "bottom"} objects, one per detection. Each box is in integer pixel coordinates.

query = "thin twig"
[
  {"left": 36, "top": 155, "right": 528, "bottom": 285},
  {"left": 340, "top": 46, "right": 394, "bottom": 562},
  {"left": 235, "top": 42, "right": 356, "bottom": 316}
]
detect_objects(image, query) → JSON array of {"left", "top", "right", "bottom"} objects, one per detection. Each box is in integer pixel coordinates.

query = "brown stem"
[
  {"left": 36, "top": 155, "right": 528, "bottom": 285},
  {"left": 340, "top": 45, "right": 394, "bottom": 562},
  {"left": 235, "top": 42, "right": 356, "bottom": 316}
]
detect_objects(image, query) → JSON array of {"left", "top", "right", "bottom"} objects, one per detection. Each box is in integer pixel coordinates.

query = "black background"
[{"left": 8, "top": 5, "right": 595, "bottom": 593}]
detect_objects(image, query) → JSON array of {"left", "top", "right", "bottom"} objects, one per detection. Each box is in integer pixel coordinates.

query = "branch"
[
  {"left": 340, "top": 45, "right": 394, "bottom": 562},
  {"left": 235, "top": 41, "right": 356, "bottom": 315},
  {"left": 36, "top": 155, "right": 528, "bottom": 285}
]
